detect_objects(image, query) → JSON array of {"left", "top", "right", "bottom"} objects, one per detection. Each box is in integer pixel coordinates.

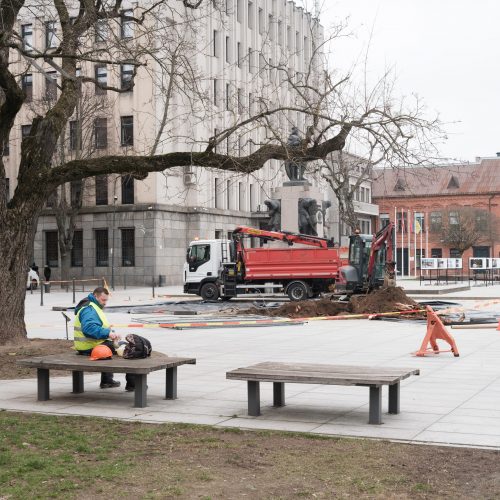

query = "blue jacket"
[{"left": 74, "top": 293, "right": 111, "bottom": 339}]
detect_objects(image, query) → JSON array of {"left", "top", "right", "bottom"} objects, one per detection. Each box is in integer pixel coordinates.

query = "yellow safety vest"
[{"left": 74, "top": 302, "right": 110, "bottom": 351}]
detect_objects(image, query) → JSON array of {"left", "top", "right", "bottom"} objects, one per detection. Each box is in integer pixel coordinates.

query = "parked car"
[{"left": 27, "top": 269, "right": 39, "bottom": 290}]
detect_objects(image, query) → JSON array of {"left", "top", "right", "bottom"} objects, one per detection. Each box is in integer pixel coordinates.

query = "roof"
[{"left": 372, "top": 158, "right": 500, "bottom": 199}]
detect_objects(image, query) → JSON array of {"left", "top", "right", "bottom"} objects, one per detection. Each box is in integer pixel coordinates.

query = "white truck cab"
[{"left": 183, "top": 239, "right": 231, "bottom": 300}]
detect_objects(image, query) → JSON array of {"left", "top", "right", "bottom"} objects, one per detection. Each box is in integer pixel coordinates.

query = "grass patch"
[{"left": 0, "top": 411, "right": 499, "bottom": 499}]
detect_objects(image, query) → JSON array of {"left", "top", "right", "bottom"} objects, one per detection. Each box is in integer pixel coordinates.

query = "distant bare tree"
[{"left": 440, "top": 208, "right": 499, "bottom": 255}]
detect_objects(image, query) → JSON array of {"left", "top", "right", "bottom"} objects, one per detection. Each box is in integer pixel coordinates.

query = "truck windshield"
[{"left": 187, "top": 244, "right": 211, "bottom": 265}]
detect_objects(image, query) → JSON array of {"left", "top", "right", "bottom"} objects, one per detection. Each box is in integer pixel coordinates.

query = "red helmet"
[{"left": 89, "top": 345, "right": 113, "bottom": 361}]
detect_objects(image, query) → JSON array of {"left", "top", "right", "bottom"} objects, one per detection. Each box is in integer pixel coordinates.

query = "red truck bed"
[{"left": 242, "top": 247, "right": 347, "bottom": 280}]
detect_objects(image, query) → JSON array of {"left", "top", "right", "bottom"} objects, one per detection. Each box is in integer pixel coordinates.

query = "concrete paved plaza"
[{"left": 2, "top": 280, "right": 500, "bottom": 449}]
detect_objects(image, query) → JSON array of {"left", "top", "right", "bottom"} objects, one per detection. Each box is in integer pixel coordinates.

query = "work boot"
[
  {"left": 125, "top": 384, "right": 135, "bottom": 392},
  {"left": 100, "top": 380, "right": 121, "bottom": 389}
]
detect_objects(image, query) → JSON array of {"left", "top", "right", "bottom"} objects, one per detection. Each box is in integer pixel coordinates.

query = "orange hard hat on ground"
[{"left": 90, "top": 344, "right": 113, "bottom": 361}]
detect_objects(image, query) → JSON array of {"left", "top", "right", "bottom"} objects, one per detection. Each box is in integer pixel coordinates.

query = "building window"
[
  {"left": 225, "top": 36, "right": 231, "bottom": 63},
  {"left": 45, "top": 21, "right": 57, "bottom": 49},
  {"left": 226, "top": 180, "right": 231, "bottom": 209},
  {"left": 415, "top": 212, "right": 425, "bottom": 232},
  {"left": 215, "top": 177, "right": 221, "bottom": 208},
  {"left": 396, "top": 211, "right": 407, "bottom": 233},
  {"left": 450, "top": 248, "right": 462, "bottom": 258},
  {"left": 70, "top": 180, "right": 82, "bottom": 208},
  {"left": 121, "top": 228, "right": 135, "bottom": 266},
  {"left": 45, "top": 71, "right": 57, "bottom": 100},
  {"left": 21, "top": 124, "right": 32, "bottom": 139},
  {"left": 95, "top": 20, "right": 108, "bottom": 42},
  {"left": 258, "top": 8, "right": 264, "bottom": 34},
  {"left": 213, "top": 30, "right": 219, "bottom": 57},
  {"left": 120, "top": 64, "right": 134, "bottom": 91},
  {"left": 21, "top": 24, "right": 33, "bottom": 51},
  {"left": 248, "top": 48, "right": 253, "bottom": 73},
  {"left": 475, "top": 211, "right": 488, "bottom": 231},
  {"left": 94, "top": 118, "right": 107, "bottom": 149},
  {"left": 95, "top": 229, "right": 109, "bottom": 267},
  {"left": 225, "top": 83, "right": 230, "bottom": 110},
  {"left": 213, "top": 78, "right": 218, "bottom": 106},
  {"left": 379, "top": 213, "right": 390, "bottom": 228},
  {"left": 95, "top": 65, "right": 107, "bottom": 95},
  {"left": 449, "top": 210, "right": 459, "bottom": 225},
  {"left": 249, "top": 183, "right": 255, "bottom": 211},
  {"left": 120, "top": 116, "right": 134, "bottom": 146},
  {"left": 95, "top": 175, "right": 108, "bottom": 205},
  {"left": 121, "top": 9, "right": 134, "bottom": 39},
  {"left": 21, "top": 74, "right": 33, "bottom": 102},
  {"left": 45, "top": 231, "right": 59, "bottom": 267},
  {"left": 431, "top": 248, "right": 442, "bottom": 258},
  {"left": 71, "top": 230, "right": 83, "bottom": 267},
  {"left": 69, "top": 120, "right": 81, "bottom": 150},
  {"left": 430, "top": 211, "right": 442, "bottom": 232},
  {"left": 237, "top": 42, "right": 242, "bottom": 67},
  {"left": 215, "top": 230, "right": 222, "bottom": 239},
  {"left": 121, "top": 176, "right": 134, "bottom": 204}
]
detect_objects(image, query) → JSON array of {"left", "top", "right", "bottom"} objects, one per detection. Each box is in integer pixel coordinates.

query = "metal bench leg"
[
  {"left": 388, "top": 383, "right": 400, "bottom": 414},
  {"left": 369, "top": 385, "right": 382, "bottom": 424},
  {"left": 273, "top": 382, "right": 285, "bottom": 407},
  {"left": 37, "top": 368, "right": 50, "bottom": 401},
  {"left": 247, "top": 381, "right": 261, "bottom": 416},
  {"left": 134, "top": 374, "right": 148, "bottom": 408},
  {"left": 165, "top": 366, "right": 177, "bottom": 400},
  {"left": 72, "top": 371, "right": 84, "bottom": 394}
]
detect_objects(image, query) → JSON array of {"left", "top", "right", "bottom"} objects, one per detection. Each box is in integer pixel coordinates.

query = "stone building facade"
[{"left": 6, "top": 0, "right": 326, "bottom": 286}]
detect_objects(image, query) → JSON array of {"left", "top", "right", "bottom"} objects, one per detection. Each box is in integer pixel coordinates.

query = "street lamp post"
[{"left": 111, "top": 195, "right": 118, "bottom": 290}]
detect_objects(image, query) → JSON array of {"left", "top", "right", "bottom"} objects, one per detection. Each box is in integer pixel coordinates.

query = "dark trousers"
[{"left": 77, "top": 340, "right": 135, "bottom": 387}]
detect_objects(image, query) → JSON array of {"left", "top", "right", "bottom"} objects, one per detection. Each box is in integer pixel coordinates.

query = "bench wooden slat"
[
  {"left": 18, "top": 352, "right": 196, "bottom": 374},
  {"left": 249, "top": 362, "right": 419, "bottom": 377}
]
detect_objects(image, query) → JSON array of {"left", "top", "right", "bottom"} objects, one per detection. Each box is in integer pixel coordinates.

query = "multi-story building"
[
  {"left": 372, "top": 156, "right": 500, "bottom": 276},
  {"left": 5, "top": 0, "right": 325, "bottom": 286}
]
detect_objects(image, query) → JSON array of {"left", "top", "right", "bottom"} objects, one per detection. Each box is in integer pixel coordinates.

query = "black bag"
[{"left": 123, "top": 334, "right": 152, "bottom": 359}]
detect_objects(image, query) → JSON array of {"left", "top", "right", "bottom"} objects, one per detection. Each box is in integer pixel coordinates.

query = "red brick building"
[{"left": 372, "top": 157, "right": 500, "bottom": 276}]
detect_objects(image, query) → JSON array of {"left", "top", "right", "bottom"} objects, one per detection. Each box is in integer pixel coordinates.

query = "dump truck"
[{"left": 183, "top": 226, "right": 348, "bottom": 301}]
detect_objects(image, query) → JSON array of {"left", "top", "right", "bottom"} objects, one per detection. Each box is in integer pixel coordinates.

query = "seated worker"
[{"left": 74, "top": 287, "right": 135, "bottom": 391}]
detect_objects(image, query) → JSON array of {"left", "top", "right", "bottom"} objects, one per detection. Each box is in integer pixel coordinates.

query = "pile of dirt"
[
  {"left": 0, "top": 339, "right": 73, "bottom": 380},
  {"left": 243, "top": 287, "right": 421, "bottom": 319},
  {"left": 349, "top": 286, "right": 420, "bottom": 314},
  {"left": 245, "top": 298, "right": 351, "bottom": 318}
]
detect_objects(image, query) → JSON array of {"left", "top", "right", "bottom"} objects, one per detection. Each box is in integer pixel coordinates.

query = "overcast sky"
[{"left": 316, "top": 0, "right": 500, "bottom": 162}]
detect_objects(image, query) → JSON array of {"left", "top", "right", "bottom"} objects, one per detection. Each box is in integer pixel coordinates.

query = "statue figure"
[
  {"left": 284, "top": 126, "right": 306, "bottom": 181},
  {"left": 264, "top": 199, "right": 281, "bottom": 231},
  {"left": 298, "top": 198, "right": 319, "bottom": 236}
]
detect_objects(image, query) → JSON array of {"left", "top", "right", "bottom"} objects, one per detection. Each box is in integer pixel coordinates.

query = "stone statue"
[
  {"left": 264, "top": 199, "right": 281, "bottom": 231},
  {"left": 284, "top": 126, "right": 306, "bottom": 181},
  {"left": 298, "top": 198, "right": 319, "bottom": 236}
]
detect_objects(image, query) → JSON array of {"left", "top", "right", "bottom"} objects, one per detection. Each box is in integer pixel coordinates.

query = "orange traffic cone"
[{"left": 414, "top": 306, "right": 460, "bottom": 357}]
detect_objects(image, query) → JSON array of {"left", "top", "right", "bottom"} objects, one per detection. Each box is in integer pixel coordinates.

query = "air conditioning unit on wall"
[{"left": 183, "top": 172, "right": 195, "bottom": 185}]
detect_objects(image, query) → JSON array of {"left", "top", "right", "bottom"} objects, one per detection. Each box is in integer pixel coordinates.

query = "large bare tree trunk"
[{"left": 0, "top": 211, "right": 39, "bottom": 345}]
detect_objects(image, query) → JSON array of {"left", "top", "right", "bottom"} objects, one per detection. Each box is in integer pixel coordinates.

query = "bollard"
[
  {"left": 124, "top": 274, "right": 127, "bottom": 290},
  {"left": 152, "top": 278, "right": 155, "bottom": 298},
  {"left": 40, "top": 279, "right": 44, "bottom": 306},
  {"left": 72, "top": 278, "right": 76, "bottom": 304}
]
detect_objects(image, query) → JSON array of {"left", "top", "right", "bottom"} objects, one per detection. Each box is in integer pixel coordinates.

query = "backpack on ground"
[{"left": 123, "top": 334, "right": 152, "bottom": 359}]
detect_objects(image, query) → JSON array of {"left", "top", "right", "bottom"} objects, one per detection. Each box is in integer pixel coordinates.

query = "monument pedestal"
[{"left": 272, "top": 181, "right": 324, "bottom": 235}]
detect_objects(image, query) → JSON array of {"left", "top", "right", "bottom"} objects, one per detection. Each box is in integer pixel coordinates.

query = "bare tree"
[
  {"left": 0, "top": 0, "right": 444, "bottom": 344},
  {"left": 440, "top": 208, "right": 498, "bottom": 255}
]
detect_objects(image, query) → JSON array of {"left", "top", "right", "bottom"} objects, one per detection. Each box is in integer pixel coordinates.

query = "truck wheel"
[
  {"left": 200, "top": 283, "right": 219, "bottom": 302},
  {"left": 287, "top": 282, "right": 308, "bottom": 301}
]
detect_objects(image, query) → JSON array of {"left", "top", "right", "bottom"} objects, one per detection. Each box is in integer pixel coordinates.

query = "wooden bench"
[
  {"left": 226, "top": 362, "right": 419, "bottom": 424},
  {"left": 18, "top": 352, "right": 196, "bottom": 408}
]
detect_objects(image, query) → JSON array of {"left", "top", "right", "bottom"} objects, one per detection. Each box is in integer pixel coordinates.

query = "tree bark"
[{"left": 0, "top": 210, "right": 40, "bottom": 345}]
